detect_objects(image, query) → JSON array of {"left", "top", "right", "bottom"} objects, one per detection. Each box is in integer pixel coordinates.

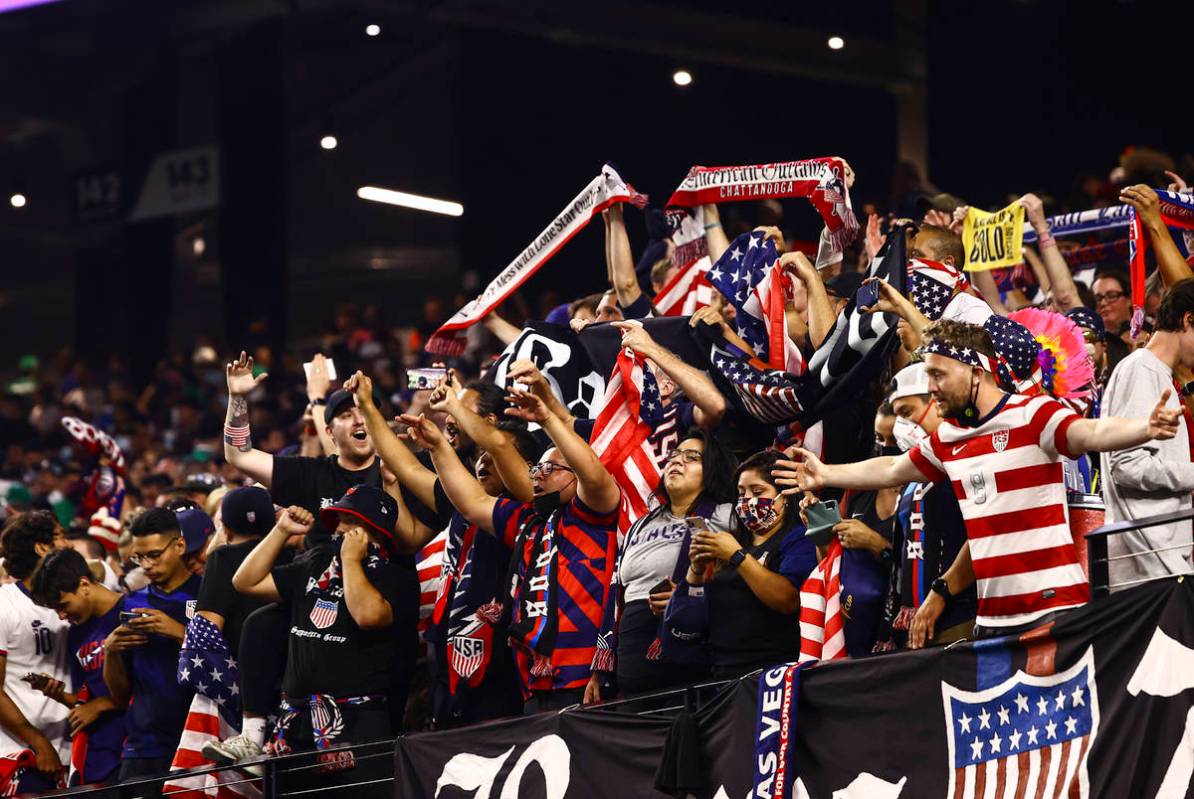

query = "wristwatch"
[
  {"left": 309, "top": 397, "right": 326, "bottom": 409},
  {"left": 728, "top": 549, "right": 748, "bottom": 569},
  {"left": 930, "top": 578, "right": 952, "bottom": 601}
]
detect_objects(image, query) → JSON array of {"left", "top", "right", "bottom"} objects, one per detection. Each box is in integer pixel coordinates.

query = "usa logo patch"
[
  {"left": 992, "top": 429, "right": 1009, "bottom": 452},
  {"left": 450, "top": 636, "right": 485, "bottom": 680},
  {"left": 310, "top": 598, "right": 339, "bottom": 629}
]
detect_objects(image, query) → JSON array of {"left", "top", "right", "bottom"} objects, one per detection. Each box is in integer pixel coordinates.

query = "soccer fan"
[
  {"left": 1102, "top": 279, "right": 1194, "bottom": 588},
  {"left": 668, "top": 450, "right": 816, "bottom": 678},
  {"left": 777, "top": 318, "right": 1181, "bottom": 646},
  {"left": 0, "top": 511, "right": 69, "bottom": 793},
  {"left": 231, "top": 490, "right": 418, "bottom": 754},
  {"left": 404, "top": 386, "right": 621, "bottom": 714},
  {"left": 102, "top": 507, "right": 202, "bottom": 788},
  {"left": 586, "top": 428, "right": 737, "bottom": 702},
  {"left": 30, "top": 548, "right": 127, "bottom": 787}
]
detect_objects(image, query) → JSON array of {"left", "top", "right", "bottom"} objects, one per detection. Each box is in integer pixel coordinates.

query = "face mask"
[
  {"left": 736, "top": 496, "right": 779, "bottom": 534},
  {"left": 892, "top": 416, "right": 927, "bottom": 453},
  {"left": 533, "top": 491, "right": 564, "bottom": 517}
]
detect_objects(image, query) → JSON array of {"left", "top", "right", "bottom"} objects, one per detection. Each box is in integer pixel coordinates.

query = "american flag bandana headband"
[
  {"left": 426, "top": 164, "right": 646, "bottom": 355},
  {"left": 919, "top": 339, "right": 1008, "bottom": 387}
]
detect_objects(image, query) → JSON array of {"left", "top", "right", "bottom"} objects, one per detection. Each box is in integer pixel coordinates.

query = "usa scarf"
[
  {"left": 427, "top": 164, "right": 646, "bottom": 355},
  {"left": 753, "top": 661, "right": 810, "bottom": 799},
  {"left": 1130, "top": 190, "right": 1194, "bottom": 335},
  {"left": 665, "top": 157, "right": 858, "bottom": 250}
]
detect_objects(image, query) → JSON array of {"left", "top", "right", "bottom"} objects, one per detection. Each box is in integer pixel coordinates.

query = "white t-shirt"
[{"left": 0, "top": 583, "right": 71, "bottom": 758}]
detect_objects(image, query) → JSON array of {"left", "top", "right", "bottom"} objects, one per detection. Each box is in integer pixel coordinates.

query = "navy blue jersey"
[{"left": 67, "top": 596, "right": 127, "bottom": 782}]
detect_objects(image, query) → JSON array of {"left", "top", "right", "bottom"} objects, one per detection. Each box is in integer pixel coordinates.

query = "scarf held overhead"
[
  {"left": 665, "top": 157, "right": 859, "bottom": 250},
  {"left": 426, "top": 164, "right": 647, "bottom": 355},
  {"left": 1130, "top": 190, "right": 1194, "bottom": 334}
]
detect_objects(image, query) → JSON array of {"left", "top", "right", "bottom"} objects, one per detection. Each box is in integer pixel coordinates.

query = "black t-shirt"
[
  {"left": 270, "top": 455, "right": 382, "bottom": 544},
  {"left": 271, "top": 545, "right": 418, "bottom": 698},
  {"left": 197, "top": 540, "right": 294, "bottom": 652}
]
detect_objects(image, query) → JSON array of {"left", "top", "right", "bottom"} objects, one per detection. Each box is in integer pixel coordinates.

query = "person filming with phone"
[{"left": 584, "top": 428, "right": 737, "bottom": 703}]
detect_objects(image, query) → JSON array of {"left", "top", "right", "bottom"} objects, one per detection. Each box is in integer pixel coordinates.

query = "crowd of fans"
[{"left": 1, "top": 145, "right": 1193, "bottom": 797}]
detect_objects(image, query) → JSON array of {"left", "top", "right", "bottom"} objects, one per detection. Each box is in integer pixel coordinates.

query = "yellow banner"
[{"left": 962, "top": 202, "right": 1025, "bottom": 271}]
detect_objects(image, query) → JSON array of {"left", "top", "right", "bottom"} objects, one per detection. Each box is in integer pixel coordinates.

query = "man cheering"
[{"left": 777, "top": 319, "right": 1180, "bottom": 645}]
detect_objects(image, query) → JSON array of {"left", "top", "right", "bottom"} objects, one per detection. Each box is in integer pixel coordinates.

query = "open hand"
[
  {"left": 398, "top": 413, "right": 447, "bottom": 450},
  {"left": 226, "top": 351, "right": 267, "bottom": 396},
  {"left": 1120, "top": 184, "right": 1162, "bottom": 229},
  {"left": 908, "top": 592, "right": 945, "bottom": 649},
  {"left": 306, "top": 353, "right": 332, "bottom": 401},
  {"left": 1149, "top": 389, "right": 1180, "bottom": 440},
  {"left": 504, "top": 389, "right": 549, "bottom": 424},
  {"left": 610, "top": 320, "right": 657, "bottom": 358},
  {"left": 773, "top": 448, "right": 825, "bottom": 494},
  {"left": 864, "top": 213, "right": 886, "bottom": 263}
]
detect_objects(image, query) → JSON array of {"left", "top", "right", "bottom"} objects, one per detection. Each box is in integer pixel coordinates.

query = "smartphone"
[
  {"left": 649, "top": 578, "right": 674, "bottom": 596},
  {"left": 119, "top": 610, "right": 148, "bottom": 625},
  {"left": 407, "top": 367, "right": 447, "bottom": 390},
  {"left": 856, "top": 280, "right": 880, "bottom": 309},
  {"left": 20, "top": 673, "right": 50, "bottom": 690},
  {"left": 805, "top": 499, "right": 842, "bottom": 546},
  {"left": 684, "top": 516, "right": 709, "bottom": 534},
  {"left": 302, "top": 358, "right": 337, "bottom": 383}
]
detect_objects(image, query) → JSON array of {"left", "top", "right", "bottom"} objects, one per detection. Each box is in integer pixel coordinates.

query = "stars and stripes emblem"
[
  {"left": 449, "top": 635, "right": 486, "bottom": 680},
  {"left": 708, "top": 341, "right": 805, "bottom": 424},
  {"left": 309, "top": 598, "right": 339, "bottom": 630},
  {"left": 943, "top": 646, "right": 1099, "bottom": 798}
]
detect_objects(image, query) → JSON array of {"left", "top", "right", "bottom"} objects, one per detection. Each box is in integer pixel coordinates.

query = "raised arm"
[
  {"left": 508, "top": 359, "right": 574, "bottom": 425},
  {"left": 381, "top": 463, "right": 439, "bottom": 553},
  {"left": 703, "top": 203, "right": 730, "bottom": 264},
  {"left": 345, "top": 371, "right": 439, "bottom": 510},
  {"left": 1020, "top": 193, "right": 1082, "bottom": 311},
  {"left": 1121, "top": 185, "right": 1192, "bottom": 287},
  {"left": 305, "top": 353, "right": 338, "bottom": 457},
  {"left": 859, "top": 276, "right": 933, "bottom": 349},
  {"left": 429, "top": 374, "right": 533, "bottom": 502},
  {"left": 1065, "top": 391, "right": 1180, "bottom": 456},
  {"left": 612, "top": 321, "right": 725, "bottom": 428},
  {"left": 403, "top": 413, "right": 499, "bottom": 534},
  {"left": 223, "top": 351, "right": 274, "bottom": 485},
  {"left": 483, "top": 312, "right": 523, "bottom": 346},
  {"left": 781, "top": 251, "right": 836, "bottom": 348},
  {"left": 232, "top": 506, "right": 312, "bottom": 601},
  {"left": 605, "top": 204, "right": 644, "bottom": 312},
  {"left": 773, "top": 447, "right": 924, "bottom": 494},
  {"left": 506, "top": 390, "right": 620, "bottom": 514}
]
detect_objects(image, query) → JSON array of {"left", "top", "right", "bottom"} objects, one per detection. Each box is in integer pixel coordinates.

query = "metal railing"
[{"left": 1086, "top": 506, "right": 1194, "bottom": 599}]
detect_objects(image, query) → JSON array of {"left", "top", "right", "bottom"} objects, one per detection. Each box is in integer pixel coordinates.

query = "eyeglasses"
[
  {"left": 1094, "top": 291, "right": 1126, "bottom": 305},
  {"left": 130, "top": 536, "right": 180, "bottom": 566},
  {"left": 664, "top": 449, "right": 702, "bottom": 465},
  {"left": 530, "top": 462, "right": 574, "bottom": 479}
]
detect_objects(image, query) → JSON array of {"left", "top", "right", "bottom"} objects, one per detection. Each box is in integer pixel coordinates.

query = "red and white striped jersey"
[{"left": 907, "top": 394, "right": 1089, "bottom": 628}]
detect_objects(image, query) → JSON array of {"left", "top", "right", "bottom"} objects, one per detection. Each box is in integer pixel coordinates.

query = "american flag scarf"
[
  {"left": 798, "top": 537, "right": 847, "bottom": 663},
  {"left": 707, "top": 231, "right": 805, "bottom": 373},
  {"left": 590, "top": 340, "right": 664, "bottom": 533},
  {"left": 665, "top": 157, "right": 858, "bottom": 250},
  {"left": 427, "top": 164, "right": 646, "bottom": 354},
  {"left": 694, "top": 321, "right": 808, "bottom": 425},
  {"left": 655, "top": 206, "right": 713, "bottom": 317},
  {"left": 1130, "top": 190, "right": 1194, "bottom": 335}
]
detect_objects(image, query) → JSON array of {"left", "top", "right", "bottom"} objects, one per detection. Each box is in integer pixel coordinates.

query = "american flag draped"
[
  {"left": 654, "top": 207, "right": 713, "bottom": 317},
  {"left": 589, "top": 339, "right": 663, "bottom": 534},
  {"left": 797, "top": 538, "right": 846, "bottom": 664},
  {"left": 164, "top": 614, "right": 260, "bottom": 799}
]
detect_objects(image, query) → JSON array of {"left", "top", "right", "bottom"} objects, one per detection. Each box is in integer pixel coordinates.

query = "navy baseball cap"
[
  {"left": 220, "top": 486, "right": 275, "bottom": 538},
  {"left": 175, "top": 507, "right": 216, "bottom": 554},
  {"left": 1066, "top": 307, "right": 1106, "bottom": 342},
  {"left": 320, "top": 484, "right": 398, "bottom": 553}
]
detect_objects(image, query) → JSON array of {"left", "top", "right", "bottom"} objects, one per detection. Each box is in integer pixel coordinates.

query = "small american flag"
[
  {"left": 706, "top": 337, "right": 806, "bottom": 425},
  {"left": 798, "top": 537, "right": 846, "bottom": 663},
  {"left": 707, "top": 232, "right": 804, "bottom": 374},
  {"left": 417, "top": 531, "right": 448, "bottom": 635},
  {"left": 943, "top": 647, "right": 1098, "bottom": 798},
  {"left": 165, "top": 614, "right": 260, "bottom": 799},
  {"left": 590, "top": 343, "right": 662, "bottom": 534}
]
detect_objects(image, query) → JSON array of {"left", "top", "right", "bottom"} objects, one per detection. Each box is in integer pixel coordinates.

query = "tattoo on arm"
[{"left": 225, "top": 395, "right": 252, "bottom": 452}]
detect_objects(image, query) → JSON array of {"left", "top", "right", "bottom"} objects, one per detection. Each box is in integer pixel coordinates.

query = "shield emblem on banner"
[
  {"left": 450, "top": 636, "right": 486, "bottom": 680},
  {"left": 310, "top": 598, "right": 339, "bottom": 629},
  {"left": 992, "top": 429, "right": 1009, "bottom": 452}
]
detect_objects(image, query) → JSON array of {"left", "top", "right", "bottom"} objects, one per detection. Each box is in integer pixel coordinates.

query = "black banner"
[{"left": 394, "top": 554, "right": 1194, "bottom": 799}]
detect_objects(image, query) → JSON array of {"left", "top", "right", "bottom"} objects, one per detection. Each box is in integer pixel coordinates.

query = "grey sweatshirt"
[{"left": 1100, "top": 348, "right": 1194, "bottom": 590}]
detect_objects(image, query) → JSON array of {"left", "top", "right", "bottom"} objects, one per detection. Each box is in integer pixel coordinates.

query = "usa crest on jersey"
[
  {"left": 310, "top": 598, "right": 339, "bottom": 629},
  {"left": 992, "top": 429, "right": 1010, "bottom": 453}
]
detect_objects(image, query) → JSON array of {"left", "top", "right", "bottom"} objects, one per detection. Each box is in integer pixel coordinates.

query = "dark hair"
[
  {"left": 877, "top": 399, "right": 895, "bottom": 417},
  {"left": 653, "top": 428, "right": 738, "bottom": 510},
  {"left": 1156, "top": 278, "right": 1194, "bottom": 332},
  {"left": 916, "top": 224, "right": 964, "bottom": 265},
  {"left": 569, "top": 293, "right": 602, "bottom": 319},
  {"left": 497, "top": 420, "right": 545, "bottom": 463},
  {"left": 1093, "top": 269, "right": 1129, "bottom": 294},
  {"left": 730, "top": 449, "right": 801, "bottom": 547},
  {"left": 464, "top": 380, "right": 509, "bottom": 422},
  {"left": 74, "top": 535, "right": 106, "bottom": 561},
  {"left": 31, "top": 548, "right": 92, "bottom": 609},
  {"left": 0, "top": 510, "right": 59, "bottom": 580},
  {"left": 130, "top": 506, "right": 181, "bottom": 538},
  {"left": 922, "top": 318, "right": 997, "bottom": 359}
]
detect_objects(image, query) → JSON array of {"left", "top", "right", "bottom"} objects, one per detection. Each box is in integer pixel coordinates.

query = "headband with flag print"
[
  {"left": 919, "top": 338, "right": 1008, "bottom": 385},
  {"left": 919, "top": 314, "right": 1041, "bottom": 392},
  {"left": 665, "top": 157, "right": 858, "bottom": 250},
  {"left": 426, "top": 164, "right": 647, "bottom": 355}
]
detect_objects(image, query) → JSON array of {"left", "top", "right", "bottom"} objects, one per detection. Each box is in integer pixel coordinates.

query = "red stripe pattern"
[{"left": 798, "top": 538, "right": 846, "bottom": 663}]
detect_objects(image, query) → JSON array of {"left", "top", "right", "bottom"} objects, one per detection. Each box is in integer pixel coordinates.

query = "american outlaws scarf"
[
  {"left": 665, "top": 157, "right": 858, "bottom": 250},
  {"left": 753, "top": 661, "right": 810, "bottom": 799},
  {"left": 427, "top": 164, "right": 646, "bottom": 355},
  {"left": 1130, "top": 190, "right": 1194, "bottom": 334}
]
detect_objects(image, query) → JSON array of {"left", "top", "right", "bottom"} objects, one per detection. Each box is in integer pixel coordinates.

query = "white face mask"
[{"left": 893, "top": 416, "right": 928, "bottom": 453}]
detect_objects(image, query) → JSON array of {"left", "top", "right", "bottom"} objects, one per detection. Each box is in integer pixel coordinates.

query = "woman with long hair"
[
  {"left": 583, "top": 428, "right": 737, "bottom": 703},
  {"left": 671, "top": 448, "right": 817, "bottom": 679}
]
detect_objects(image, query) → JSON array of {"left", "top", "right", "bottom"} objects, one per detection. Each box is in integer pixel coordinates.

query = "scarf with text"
[
  {"left": 665, "top": 157, "right": 858, "bottom": 250},
  {"left": 1130, "top": 190, "right": 1194, "bottom": 335},
  {"left": 426, "top": 164, "right": 646, "bottom": 354},
  {"left": 752, "top": 661, "right": 810, "bottom": 799}
]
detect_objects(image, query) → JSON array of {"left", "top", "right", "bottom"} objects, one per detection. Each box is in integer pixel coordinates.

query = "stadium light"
[
  {"left": 9, "top": 193, "right": 26, "bottom": 208},
  {"left": 672, "top": 69, "right": 693, "bottom": 87},
  {"left": 365, "top": 24, "right": 381, "bottom": 37},
  {"left": 356, "top": 186, "right": 463, "bottom": 217},
  {"left": 320, "top": 134, "right": 338, "bottom": 150},
  {"left": 827, "top": 36, "right": 845, "bottom": 50}
]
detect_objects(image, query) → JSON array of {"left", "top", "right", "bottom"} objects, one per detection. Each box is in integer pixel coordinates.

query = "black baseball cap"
[
  {"left": 319, "top": 484, "right": 398, "bottom": 553},
  {"left": 322, "top": 387, "right": 382, "bottom": 425},
  {"left": 220, "top": 486, "right": 275, "bottom": 538}
]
